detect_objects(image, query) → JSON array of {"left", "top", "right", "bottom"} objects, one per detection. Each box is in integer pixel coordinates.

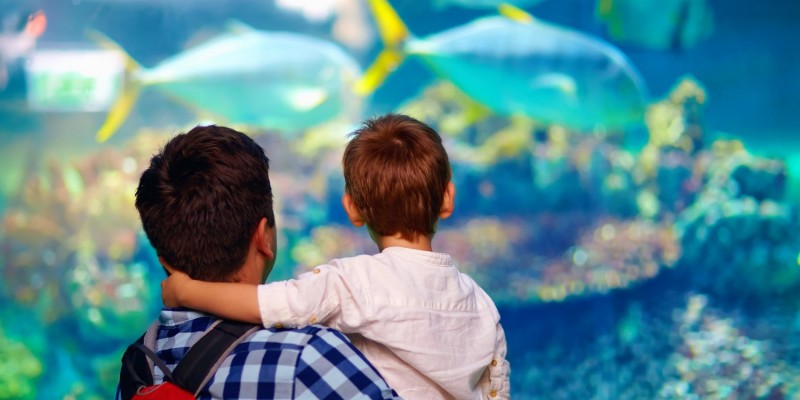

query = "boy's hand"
[{"left": 160, "top": 259, "right": 192, "bottom": 308}]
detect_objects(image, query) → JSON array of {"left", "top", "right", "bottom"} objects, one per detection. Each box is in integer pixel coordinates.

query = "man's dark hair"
[{"left": 135, "top": 125, "right": 275, "bottom": 282}]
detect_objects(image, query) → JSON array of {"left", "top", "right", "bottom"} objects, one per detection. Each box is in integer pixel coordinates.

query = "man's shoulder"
[
  {"left": 218, "top": 325, "right": 398, "bottom": 398},
  {"left": 148, "top": 314, "right": 397, "bottom": 399},
  {"left": 236, "top": 324, "right": 346, "bottom": 351}
]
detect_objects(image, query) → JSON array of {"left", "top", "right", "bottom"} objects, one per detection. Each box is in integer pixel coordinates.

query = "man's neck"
[{"left": 235, "top": 249, "right": 268, "bottom": 284}]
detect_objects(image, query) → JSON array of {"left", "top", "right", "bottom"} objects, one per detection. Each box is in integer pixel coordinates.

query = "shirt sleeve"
[
  {"left": 257, "top": 262, "right": 369, "bottom": 331},
  {"left": 485, "top": 322, "right": 511, "bottom": 399},
  {"left": 294, "top": 327, "right": 400, "bottom": 399}
]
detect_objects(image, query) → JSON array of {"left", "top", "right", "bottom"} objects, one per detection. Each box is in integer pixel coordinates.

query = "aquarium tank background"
[{"left": 0, "top": 0, "right": 799, "bottom": 398}]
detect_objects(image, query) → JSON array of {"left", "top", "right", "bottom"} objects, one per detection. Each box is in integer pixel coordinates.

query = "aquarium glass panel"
[{"left": 1, "top": 0, "right": 798, "bottom": 398}]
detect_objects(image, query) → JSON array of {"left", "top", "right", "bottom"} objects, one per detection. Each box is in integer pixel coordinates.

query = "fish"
[
  {"left": 358, "top": 1, "right": 648, "bottom": 132},
  {"left": 89, "top": 21, "right": 363, "bottom": 143},
  {"left": 596, "top": 0, "right": 714, "bottom": 51},
  {"left": 433, "top": 0, "right": 547, "bottom": 10},
  {"left": 0, "top": 9, "right": 46, "bottom": 90}
]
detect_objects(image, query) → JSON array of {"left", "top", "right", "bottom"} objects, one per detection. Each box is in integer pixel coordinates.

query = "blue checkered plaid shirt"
[{"left": 116, "top": 309, "right": 399, "bottom": 399}]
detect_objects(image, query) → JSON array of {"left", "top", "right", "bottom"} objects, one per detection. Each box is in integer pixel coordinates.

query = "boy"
[{"left": 162, "top": 114, "right": 510, "bottom": 399}]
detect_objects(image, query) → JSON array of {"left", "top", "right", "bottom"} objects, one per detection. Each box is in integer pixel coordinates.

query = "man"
[{"left": 118, "top": 125, "right": 397, "bottom": 399}]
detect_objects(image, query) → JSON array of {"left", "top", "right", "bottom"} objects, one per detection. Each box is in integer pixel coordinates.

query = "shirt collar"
[
  {"left": 381, "top": 246, "right": 453, "bottom": 267},
  {"left": 158, "top": 307, "right": 212, "bottom": 327}
]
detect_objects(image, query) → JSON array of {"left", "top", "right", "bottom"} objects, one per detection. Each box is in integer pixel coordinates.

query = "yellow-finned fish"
[
  {"left": 90, "top": 21, "right": 363, "bottom": 143},
  {"left": 358, "top": 1, "right": 648, "bottom": 132}
]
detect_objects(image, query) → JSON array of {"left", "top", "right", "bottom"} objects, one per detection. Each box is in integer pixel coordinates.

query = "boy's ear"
[
  {"left": 254, "top": 217, "right": 275, "bottom": 260},
  {"left": 342, "top": 193, "right": 366, "bottom": 227},
  {"left": 439, "top": 182, "right": 456, "bottom": 220}
]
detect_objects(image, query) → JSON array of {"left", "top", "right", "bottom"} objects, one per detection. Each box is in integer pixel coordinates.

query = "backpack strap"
[
  {"left": 118, "top": 321, "right": 163, "bottom": 400},
  {"left": 171, "top": 320, "right": 260, "bottom": 396},
  {"left": 119, "top": 320, "right": 258, "bottom": 399}
]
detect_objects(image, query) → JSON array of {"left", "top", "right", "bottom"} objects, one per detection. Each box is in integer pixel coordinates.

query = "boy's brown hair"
[{"left": 343, "top": 113, "right": 451, "bottom": 240}]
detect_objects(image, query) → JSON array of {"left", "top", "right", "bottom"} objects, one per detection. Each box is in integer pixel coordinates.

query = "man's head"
[
  {"left": 135, "top": 125, "right": 276, "bottom": 283},
  {"left": 342, "top": 113, "right": 454, "bottom": 241}
]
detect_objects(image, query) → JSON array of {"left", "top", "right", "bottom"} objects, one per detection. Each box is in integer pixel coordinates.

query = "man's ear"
[
  {"left": 342, "top": 193, "right": 366, "bottom": 227},
  {"left": 254, "top": 217, "right": 275, "bottom": 260},
  {"left": 439, "top": 182, "right": 456, "bottom": 220}
]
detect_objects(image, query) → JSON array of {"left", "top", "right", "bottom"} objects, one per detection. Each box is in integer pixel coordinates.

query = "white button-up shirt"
[{"left": 258, "top": 247, "right": 510, "bottom": 399}]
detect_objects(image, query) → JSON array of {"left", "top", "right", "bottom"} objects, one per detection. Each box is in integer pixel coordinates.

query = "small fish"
[
  {"left": 89, "top": 21, "right": 363, "bottom": 143},
  {"left": 0, "top": 10, "right": 46, "bottom": 89},
  {"left": 433, "top": 0, "right": 547, "bottom": 10},
  {"left": 359, "top": 1, "right": 648, "bottom": 132},
  {"left": 596, "top": 0, "right": 714, "bottom": 51}
]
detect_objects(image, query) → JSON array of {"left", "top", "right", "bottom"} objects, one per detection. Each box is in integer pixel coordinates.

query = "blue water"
[{"left": 1, "top": 0, "right": 799, "bottom": 398}]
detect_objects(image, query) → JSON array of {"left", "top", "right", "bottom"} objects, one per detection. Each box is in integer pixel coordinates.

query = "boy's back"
[
  {"left": 336, "top": 113, "right": 508, "bottom": 397},
  {"left": 260, "top": 247, "right": 509, "bottom": 399}
]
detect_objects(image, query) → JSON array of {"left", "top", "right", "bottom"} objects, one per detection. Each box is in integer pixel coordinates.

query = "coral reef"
[
  {"left": 508, "top": 291, "right": 800, "bottom": 399},
  {"left": 0, "top": 129, "right": 176, "bottom": 398},
  {"left": 1, "top": 70, "right": 798, "bottom": 398},
  {"left": 660, "top": 294, "right": 800, "bottom": 399},
  {"left": 0, "top": 327, "right": 42, "bottom": 400},
  {"left": 1, "top": 130, "right": 168, "bottom": 331}
]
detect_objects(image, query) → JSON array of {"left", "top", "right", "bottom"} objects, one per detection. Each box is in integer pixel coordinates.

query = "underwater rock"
[
  {"left": 730, "top": 159, "right": 786, "bottom": 201},
  {"left": 435, "top": 216, "right": 680, "bottom": 304},
  {"left": 522, "top": 218, "right": 678, "bottom": 303},
  {"left": 674, "top": 145, "right": 800, "bottom": 298}
]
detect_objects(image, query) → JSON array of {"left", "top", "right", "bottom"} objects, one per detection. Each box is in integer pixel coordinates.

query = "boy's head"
[
  {"left": 342, "top": 113, "right": 453, "bottom": 240},
  {"left": 135, "top": 125, "right": 276, "bottom": 282}
]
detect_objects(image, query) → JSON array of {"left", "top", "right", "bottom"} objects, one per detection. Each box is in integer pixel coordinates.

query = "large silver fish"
[
  {"left": 91, "top": 22, "right": 362, "bottom": 143},
  {"left": 359, "top": 1, "right": 648, "bottom": 132}
]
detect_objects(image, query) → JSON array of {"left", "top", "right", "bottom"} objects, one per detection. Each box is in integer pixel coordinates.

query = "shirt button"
[
  {"left": 489, "top": 390, "right": 497, "bottom": 398},
  {"left": 491, "top": 359, "right": 498, "bottom": 367},
  {"left": 274, "top": 322, "right": 284, "bottom": 329},
  {"left": 309, "top": 315, "right": 317, "bottom": 324},
  {"left": 313, "top": 268, "right": 321, "bottom": 274}
]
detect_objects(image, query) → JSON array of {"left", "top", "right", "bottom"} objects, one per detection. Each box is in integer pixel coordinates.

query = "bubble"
[
  {"left": 121, "top": 157, "right": 137, "bottom": 174},
  {"left": 87, "top": 308, "right": 102, "bottom": 325},
  {"left": 116, "top": 283, "right": 137, "bottom": 299},
  {"left": 573, "top": 248, "right": 589, "bottom": 266},
  {"left": 601, "top": 224, "right": 616, "bottom": 241},
  {"left": 42, "top": 250, "right": 56, "bottom": 266}
]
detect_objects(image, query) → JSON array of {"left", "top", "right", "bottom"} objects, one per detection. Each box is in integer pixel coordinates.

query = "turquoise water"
[{"left": 1, "top": 0, "right": 799, "bottom": 398}]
